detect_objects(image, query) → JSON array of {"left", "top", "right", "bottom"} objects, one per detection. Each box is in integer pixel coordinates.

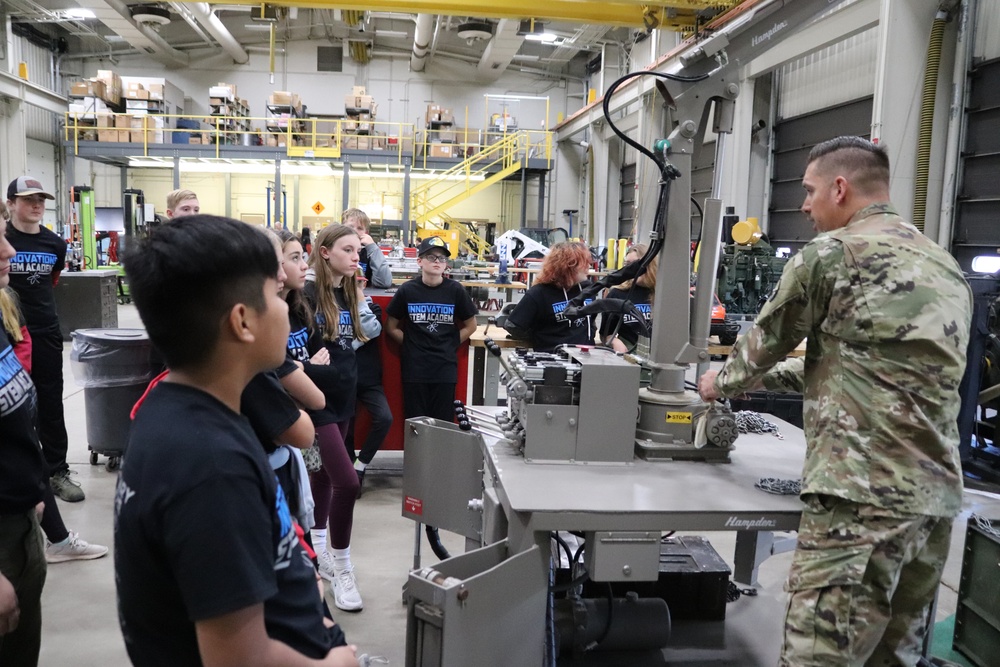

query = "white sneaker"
[
  {"left": 332, "top": 567, "right": 363, "bottom": 612},
  {"left": 317, "top": 551, "right": 336, "bottom": 582},
  {"left": 45, "top": 531, "right": 109, "bottom": 563}
]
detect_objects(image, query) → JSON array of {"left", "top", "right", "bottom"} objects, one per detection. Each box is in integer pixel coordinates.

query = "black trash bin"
[{"left": 71, "top": 328, "right": 156, "bottom": 471}]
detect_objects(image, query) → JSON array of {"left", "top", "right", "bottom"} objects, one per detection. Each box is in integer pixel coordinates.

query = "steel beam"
[
  {"left": 207, "top": 0, "right": 727, "bottom": 28},
  {"left": 0, "top": 69, "right": 67, "bottom": 115}
]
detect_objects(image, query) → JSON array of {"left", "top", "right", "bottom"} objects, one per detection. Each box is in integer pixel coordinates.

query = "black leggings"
[{"left": 345, "top": 383, "right": 393, "bottom": 465}]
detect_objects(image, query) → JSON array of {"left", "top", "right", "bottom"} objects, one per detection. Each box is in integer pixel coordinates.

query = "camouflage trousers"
[{"left": 778, "top": 494, "right": 953, "bottom": 667}]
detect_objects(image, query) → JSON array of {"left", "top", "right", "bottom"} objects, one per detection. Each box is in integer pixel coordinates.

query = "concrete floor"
[{"left": 35, "top": 304, "right": 999, "bottom": 666}]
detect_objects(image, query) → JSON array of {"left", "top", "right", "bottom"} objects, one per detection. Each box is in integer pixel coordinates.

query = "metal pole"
[
  {"left": 173, "top": 156, "right": 180, "bottom": 190},
  {"left": 536, "top": 172, "right": 546, "bottom": 226},
  {"left": 342, "top": 160, "right": 351, "bottom": 213},
  {"left": 519, "top": 159, "right": 528, "bottom": 228},
  {"left": 274, "top": 157, "right": 282, "bottom": 228},
  {"left": 402, "top": 159, "right": 412, "bottom": 245}
]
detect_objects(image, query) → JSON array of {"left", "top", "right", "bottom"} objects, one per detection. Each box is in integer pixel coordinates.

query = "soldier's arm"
[
  {"left": 714, "top": 242, "right": 838, "bottom": 398},
  {"left": 760, "top": 357, "right": 805, "bottom": 393}
]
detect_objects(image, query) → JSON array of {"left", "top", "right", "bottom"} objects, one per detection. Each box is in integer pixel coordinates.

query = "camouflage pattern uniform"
[{"left": 713, "top": 203, "right": 972, "bottom": 666}]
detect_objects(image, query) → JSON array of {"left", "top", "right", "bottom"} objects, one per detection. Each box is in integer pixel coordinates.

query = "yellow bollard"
[
  {"left": 18, "top": 62, "right": 28, "bottom": 80},
  {"left": 588, "top": 89, "right": 597, "bottom": 104},
  {"left": 617, "top": 239, "right": 629, "bottom": 269},
  {"left": 607, "top": 238, "right": 616, "bottom": 269}
]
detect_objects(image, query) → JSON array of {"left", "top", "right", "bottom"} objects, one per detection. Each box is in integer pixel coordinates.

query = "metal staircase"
[{"left": 411, "top": 131, "right": 534, "bottom": 255}]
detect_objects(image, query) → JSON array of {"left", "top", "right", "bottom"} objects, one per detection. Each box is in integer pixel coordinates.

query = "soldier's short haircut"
[
  {"left": 808, "top": 136, "right": 890, "bottom": 195},
  {"left": 166, "top": 188, "right": 198, "bottom": 212}
]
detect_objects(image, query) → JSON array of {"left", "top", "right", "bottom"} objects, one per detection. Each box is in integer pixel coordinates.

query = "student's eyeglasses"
[{"left": 422, "top": 254, "right": 448, "bottom": 264}]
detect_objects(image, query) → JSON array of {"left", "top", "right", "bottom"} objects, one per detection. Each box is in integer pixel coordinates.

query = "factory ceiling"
[{"left": 6, "top": 0, "right": 744, "bottom": 78}]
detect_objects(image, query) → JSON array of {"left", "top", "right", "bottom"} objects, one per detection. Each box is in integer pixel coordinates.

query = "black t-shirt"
[
  {"left": 386, "top": 278, "right": 478, "bottom": 383},
  {"left": 599, "top": 286, "right": 653, "bottom": 348},
  {"left": 300, "top": 285, "right": 357, "bottom": 423},
  {"left": 359, "top": 246, "right": 375, "bottom": 284},
  {"left": 0, "top": 325, "right": 47, "bottom": 513},
  {"left": 506, "top": 283, "right": 596, "bottom": 352},
  {"left": 5, "top": 225, "right": 67, "bottom": 331},
  {"left": 115, "top": 382, "right": 339, "bottom": 665},
  {"left": 241, "top": 371, "right": 302, "bottom": 455}
]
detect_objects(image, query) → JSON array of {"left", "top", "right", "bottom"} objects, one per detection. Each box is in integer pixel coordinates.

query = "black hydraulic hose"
[{"left": 425, "top": 525, "right": 450, "bottom": 560}]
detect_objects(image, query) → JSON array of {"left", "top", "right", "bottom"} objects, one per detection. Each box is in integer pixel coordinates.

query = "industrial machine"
[
  {"left": 717, "top": 214, "right": 789, "bottom": 317},
  {"left": 403, "top": 1, "right": 843, "bottom": 663}
]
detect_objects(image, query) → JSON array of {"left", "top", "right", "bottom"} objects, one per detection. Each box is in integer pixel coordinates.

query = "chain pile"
[
  {"left": 755, "top": 477, "right": 802, "bottom": 495},
  {"left": 726, "top": 581, "right": 758, "bottom": 603},
  {"left": 733, "top": 410, "right": 783, "bottom": 439}
]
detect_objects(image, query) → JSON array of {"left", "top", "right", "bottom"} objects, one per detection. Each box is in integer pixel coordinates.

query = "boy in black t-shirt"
[
  {"left": 5, "top": 176, "right": 79, "bottom": 503},
  {"left": 386, "top": 236, "right": 478, "bottom": 422},
  {"left": 116, "top": 216, "right": 358, "bottom": 667}
]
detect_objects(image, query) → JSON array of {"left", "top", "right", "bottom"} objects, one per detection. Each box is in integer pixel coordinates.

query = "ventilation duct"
[{"left": 410, "top": 13, "right": 435, "bottom": 72}]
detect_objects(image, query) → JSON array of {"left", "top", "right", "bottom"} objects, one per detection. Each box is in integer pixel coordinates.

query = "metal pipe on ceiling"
[
  {"left": 169, "top": 2, "right": 219, "bottom": 49},
  {"left": 410, "top": 13, "right": 435, "bottom": 71},
  {"left": 179, "top": 2, "right": 250, "bottom": 63}
]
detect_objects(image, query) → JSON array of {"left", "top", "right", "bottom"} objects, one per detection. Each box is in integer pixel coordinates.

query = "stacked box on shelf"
[
  {"left": 266, "top": 91, "right": 305, "bottom": 146},
  {"left": 425, "top": 103, "right": 456, "bottom": 157},
  {"left": 209, "top": 82, "right": 251, "bottom": 144},
  {"left": 343, "top": 86, "right": 381, "bottom": 149}
]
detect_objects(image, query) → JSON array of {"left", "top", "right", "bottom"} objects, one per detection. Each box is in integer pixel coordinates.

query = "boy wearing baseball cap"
[
  {"left": 4, "top": 176, "right": 81, "bottom": 503},
  {"left": 385, "top": 237, "right": 478, "bottom": 423}
]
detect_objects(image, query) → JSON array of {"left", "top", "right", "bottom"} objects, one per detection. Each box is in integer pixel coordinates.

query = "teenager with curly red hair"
[{"left": 504, "top": 241, "right": 596, "bottom": 351}]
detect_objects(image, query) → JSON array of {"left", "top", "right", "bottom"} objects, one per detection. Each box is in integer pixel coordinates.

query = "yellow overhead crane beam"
[{"left": 205, "top": 0, "right": 743, "bottom": 30}]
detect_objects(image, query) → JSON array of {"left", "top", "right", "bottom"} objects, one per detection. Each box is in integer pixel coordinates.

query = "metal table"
[{"left": 484, "top": 415, "right": 806, "bottom": 586}]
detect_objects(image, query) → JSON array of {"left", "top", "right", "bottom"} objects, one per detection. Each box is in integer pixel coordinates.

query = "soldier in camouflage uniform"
[{"left": 699, "top": 136, "right": 972, "bottom": 666}]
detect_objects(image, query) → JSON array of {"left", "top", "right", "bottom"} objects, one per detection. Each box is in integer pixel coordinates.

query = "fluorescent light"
[
  {"left": 971, "top": 255, "right": 1000, "bottom": 273},
  {"left": 66, "top": 8, "right": 96, "bottom": 19},
  {"left": 375, "top": 30, "right": 408, "bottom": 38},
  {"left": 524, "top": 33, "right": 558, "bottom": 43}
]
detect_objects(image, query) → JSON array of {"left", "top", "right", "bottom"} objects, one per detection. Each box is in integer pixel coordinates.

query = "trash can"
[{"left": 71, "top": 328, "right": 157, "bottom": 471}]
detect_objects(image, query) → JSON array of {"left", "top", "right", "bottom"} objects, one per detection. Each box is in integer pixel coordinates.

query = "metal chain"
[
  {"left": 734, "top": 410, "right": 783, "bottom": 439},
  {"left": 755, "top": 477, "right": 802, "bottom": 495},
  {"left": 972, "top": 514, "right": 1000, "bottom": 540}
]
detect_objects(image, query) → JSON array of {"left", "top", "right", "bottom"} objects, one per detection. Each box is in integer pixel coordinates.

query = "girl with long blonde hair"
[{"left": 300, "top": 223, "right": 381, "bottom": 613}]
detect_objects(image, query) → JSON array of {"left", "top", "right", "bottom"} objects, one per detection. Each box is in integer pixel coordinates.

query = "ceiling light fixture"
[
  {"left": 524, "top": 32, "right": 558, "bottom": 43},
  {"left": 457, "top": 20, "right": 493, "bottom": 43},
  {"left": 129, "top": 4, "right": 171, "bottom": 26},
  {"left": 66, "top": 8, "right": 96, "bottom": 20}
]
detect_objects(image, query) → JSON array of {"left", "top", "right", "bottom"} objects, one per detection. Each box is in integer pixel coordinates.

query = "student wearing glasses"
[{"left": 385, "top": 237, "right": 478, "bottom": 423}]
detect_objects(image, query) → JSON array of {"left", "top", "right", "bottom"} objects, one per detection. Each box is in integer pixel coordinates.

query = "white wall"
[{"left": 80, "top": 41, "right": 572, "bottom": 132}]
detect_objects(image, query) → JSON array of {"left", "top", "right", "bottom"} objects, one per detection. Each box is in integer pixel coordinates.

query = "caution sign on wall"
[{"left": 312, "top": 201, "right": 325, "bottom": 215}]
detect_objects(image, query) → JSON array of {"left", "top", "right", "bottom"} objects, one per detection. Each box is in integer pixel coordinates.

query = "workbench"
[{"left": 484, "top": 414, "right": 806, "bottom": 587}]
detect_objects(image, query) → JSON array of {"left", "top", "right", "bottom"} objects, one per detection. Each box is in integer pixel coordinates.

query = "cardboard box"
[
  {"left": 96, "top": 113, "right": 115, "bottom": 129},
  {"left": 115, "top": 114, "right": 133, "bottom": 129},
  {"left": 210, "top": 83, "right": 237, "bottom": 100},
  {"left": 147, "top": 83, "right": 164, "bottom": 100},
  {"left": 130, "top": 116, "right": 147, "bottom": 129},
  {"left": 426, "top": 104, "right": 442, "bottom": 124},
  {"left": 77, "top": 129, "right": 97, "bottom": 141},
  {"left": 429, "top": 143, "right": 454, "bottom": 158},
  {"left": 70, "top": 80, "right": 106, "bottom": 99},
  {"left": 118, "top": 130, "right": 132, "bottom": 142},
  {"left": 126, "top": 88, "right": 149, "bottom": 100},
  {"left": 437, "top": 129, "right": 456, "bottom": 143},
  {"left": 269, "top": 91, "right": 301, "bottom": 108},
  {"left": 97, "top": 129, "right": 118, "bottom": 142},
  {"left": 96, "top": 70, "right": 122, "bottom": 104},
  {"left": 352, "top": 86, "right": 366, "bottom": 96},
  {"left": 345, "top": 94, "right": 374, "bottom": 112}
]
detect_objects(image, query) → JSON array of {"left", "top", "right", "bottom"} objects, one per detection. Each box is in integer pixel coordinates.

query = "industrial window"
[
  {"left": 317, "top": 46, "right": 343, "bottom": 72},
  {"left": 768, "top": 96, "right": 873, "bottom": 254},
  {"left": 951, "top": 57, "right": 1000, "bottom": 271}
]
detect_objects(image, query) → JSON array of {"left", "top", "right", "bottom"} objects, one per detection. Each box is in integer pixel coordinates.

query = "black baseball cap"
[
  {"left": 418, "top": 236, "right": 451, "bottom": 258},
  {"left": 7, "top": 176, "right": 55, "bottom": 201}
]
